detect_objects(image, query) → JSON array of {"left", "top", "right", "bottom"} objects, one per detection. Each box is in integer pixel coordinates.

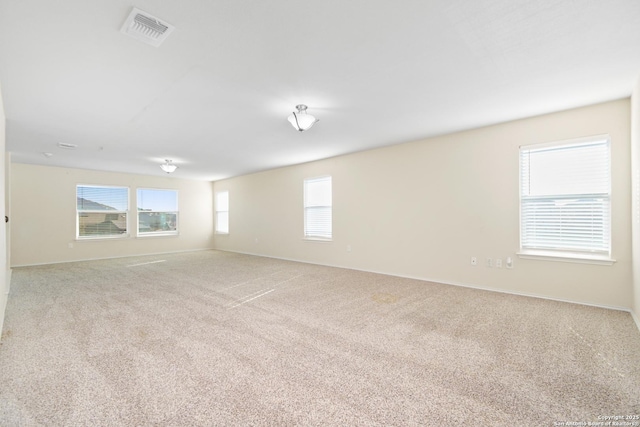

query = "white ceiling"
[{"left": 1, "top": 0, "right": 639, "bottom": 181}]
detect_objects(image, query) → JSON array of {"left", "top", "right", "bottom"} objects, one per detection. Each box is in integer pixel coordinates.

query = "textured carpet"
[{"left": 0, "top": 250, "right": 639, "bottom": 426}]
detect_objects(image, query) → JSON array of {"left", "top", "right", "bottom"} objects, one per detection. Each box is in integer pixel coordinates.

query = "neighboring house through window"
[
  {"left": 519, "top": 135, "right": 611, "bottom": 262},
  {"left": 77, "top": 185, "right": 129, "bottom": 238},
  {"left": 216, "top": 191, "right": 229, "bottom": 234},
  {"left": 304, "top": 176, "right": 332, "bottom": 240},
  {"left": 137, "top": 188, "right": 178, "bottom": 235}
]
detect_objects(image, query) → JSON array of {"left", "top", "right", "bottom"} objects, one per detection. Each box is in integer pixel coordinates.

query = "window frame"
[
  {"left": 136, "top": 188, "right": 179, "bottom": 237},
  {"left": 76, "top": 184, "right": 130, "bottom": 240},
  {"left": 215, "top": 191, "right": 229, "bottom": 234},
  {"left": 303, "top": 175, "right": 332, "bottom": 241},
  {"left": 517, "top": 134, "right": 615, "bottom": 265}
]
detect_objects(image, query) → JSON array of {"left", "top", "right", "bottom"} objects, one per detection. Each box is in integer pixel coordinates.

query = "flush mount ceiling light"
[
  {"left": 288, "top": 104, "right": 319, "bottom": 132},
  {"left": 160, "top": 159, "right": 177, "bottom": 174}
]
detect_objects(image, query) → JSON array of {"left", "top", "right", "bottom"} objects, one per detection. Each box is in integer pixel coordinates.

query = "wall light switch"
[{"left": 506, "top": 257, "right": 513, "bottom": 269}]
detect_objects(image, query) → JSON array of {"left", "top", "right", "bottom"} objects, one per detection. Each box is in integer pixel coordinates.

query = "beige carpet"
[{"left": 0, "top": 250, "right": 639, "bottom": 426}]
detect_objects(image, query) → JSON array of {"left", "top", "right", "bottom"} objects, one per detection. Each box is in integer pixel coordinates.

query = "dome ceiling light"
[
  {"left": 287, "top": 104, "right": 318, "bottom": 132},
  {"left": 160, "top": 159, "right": 177, "bottom": 174}
]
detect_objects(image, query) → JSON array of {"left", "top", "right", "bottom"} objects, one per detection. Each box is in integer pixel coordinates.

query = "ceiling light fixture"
[
  {"left": 288, "top": 104, "right": 318, "bottom": 132},
  {"left": 160, "top": 159, "right": 177, "bottom": 174}
]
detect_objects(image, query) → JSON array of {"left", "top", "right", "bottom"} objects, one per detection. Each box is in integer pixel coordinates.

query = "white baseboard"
[
  {"left": 12, "top": 247, "right": 640, "bottom": 334},
  {"left": 631, "top": 310, "right": 640, "bottom": 333},
  {"left": 217, "top": 248, "right": 633, "bottom": 314},
  {"left": 10, "top": 248, "right": 214, "bottom": 268},
  {"left": 6, "top": 268, "right": 11, "bottom": 295},
  {"left": 0, "top": 268, "right": 11, "bottom": 340}
]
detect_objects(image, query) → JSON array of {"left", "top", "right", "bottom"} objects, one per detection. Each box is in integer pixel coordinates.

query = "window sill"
[
  {"left": 303, "top": 237, "right": 332, "bottom": 243},
  {"left": 215, "top": 232, "right": 229, "bottom": 235},
  {"left": 517, "top": 250, "right": 616, "bottom": 265},
  {"left": 137, "top": 232, "right": 179, "bottom": 238},
  {"left": 77, "top": 234, "right": 129, "bottom": 241}
]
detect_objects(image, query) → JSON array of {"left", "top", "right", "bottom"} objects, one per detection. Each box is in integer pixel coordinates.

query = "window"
[
  {"left": 519, "top": 135, "right": 611, "bottom": 261},
  {"left": 77, "top": 185, "right": 129, "bottom": 238},
  {"left": 304, "top": 176, "right": 332, "bottom": 240},
  {"left": 137, "top": 188, "right": 178, "bottom": 235},
  {"left": 216, "top": 191, "right": 229, "bottom": 234}
]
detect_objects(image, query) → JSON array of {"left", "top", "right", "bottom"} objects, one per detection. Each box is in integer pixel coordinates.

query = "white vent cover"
[
  {"left": 57, "top": 142, "right": 77, "bottom": 150},
  {"left": 120, "top": 8, "right": 174, "bottom": 47}
]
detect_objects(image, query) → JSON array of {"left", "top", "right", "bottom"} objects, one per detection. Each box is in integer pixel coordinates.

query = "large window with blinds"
[
  {"left": 215, "top": 191, "right": 229, "bottom": 234},
  {"left": 77, "top": 185, "right": 129, "bottom": 238},
  {"left": 137, "top": 188, "right": 178, "bottom": 235},
  {"left": 304, "top": 176, "right": 332, "bottom": 240},
  {"left": 519, "top": 135, "right": 611, "bottom": 260}
]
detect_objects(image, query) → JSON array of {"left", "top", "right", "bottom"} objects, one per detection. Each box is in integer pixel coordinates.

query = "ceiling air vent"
[
  {"left": 57, "top": 142, "right": 77, "bottom": 150},
  {"left": 120, "top": 8, "right": 174, "bottom": 47}
]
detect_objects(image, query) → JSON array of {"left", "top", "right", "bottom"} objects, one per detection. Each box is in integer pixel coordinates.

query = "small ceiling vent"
[
  {"left": 120, "top": 8, "right": 174, "bottom": 47},
  {"left": 57, "top": 142, "right": 77, "bottom": 150}
]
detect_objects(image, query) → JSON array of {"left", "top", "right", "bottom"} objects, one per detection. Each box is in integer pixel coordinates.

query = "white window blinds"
[
  {"left": 77, "top": 185, "right": 129, "bottom": 238},
  {"left": 520, "top": 136, "right": 610, "bottom": 255},
  {"left": 304, "top": 176, "right": 332, "bottom": 239}
]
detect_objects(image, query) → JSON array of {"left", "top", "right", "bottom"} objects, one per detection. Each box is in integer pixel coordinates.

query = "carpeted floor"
[{"left": 0, "top": 250, "right": 639, "bottom": 426}]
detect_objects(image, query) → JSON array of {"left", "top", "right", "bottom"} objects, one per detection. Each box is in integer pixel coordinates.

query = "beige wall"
[
  {"left": 632, "top": 77, "right": 640, "bottom": 328},
  {"left": 214, "top": 99, "right": 633, "bottom": 309},
  {"left": 0, "top": 83, "right": 7, "bottom": 334},
  {"left": 10, "top": 164, "right": 215, "bottom": 266}
]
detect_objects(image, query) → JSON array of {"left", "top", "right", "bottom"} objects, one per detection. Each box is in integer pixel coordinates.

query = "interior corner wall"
[
  {"left": 213, "top": 99, "right": 633, "bottom": 310},
  {"left": 0, "top": 83, "right": 7, "bottom": 335},
  {"left": 10, "top": 163, "right": 215, "bottom": 266},
  {"left": 631, "top": 76, "right": 640, "bottom": 329}
]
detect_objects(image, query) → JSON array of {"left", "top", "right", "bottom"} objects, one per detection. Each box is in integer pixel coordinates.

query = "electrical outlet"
[
  {"left": 495, "top": 258, "right": 502, "bottom": 268},
  {"left": 471, "top": 256, "right": 477, "bottom": 266},
  {"left": 486, "top": 258, "right": 493, "bottom": 268}
]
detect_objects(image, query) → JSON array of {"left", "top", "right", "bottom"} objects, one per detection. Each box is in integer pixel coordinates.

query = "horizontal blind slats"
[
  {"left": 304, "top": 207, "right": 332, "bottom": 238},
  {"left": 520, "top": 138, "right": 610, "bottom": 254},
  {"left": 76, "top": 185, "right": 129, "bottom": 237},
  {"left": 77, "top": 185, "right": 128, "bottom": 212},
  {"left": 304, "top": 176, "right": 332, "bottom": 238}
]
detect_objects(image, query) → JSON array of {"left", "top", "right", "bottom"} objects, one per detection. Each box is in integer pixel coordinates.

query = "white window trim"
[
  {"left": 302, "top": 237, "right": 333, "bottom": 243},
  {"left": 215, "top": 191, "right": 229, "bottom": 234},
  {"left": 517, "top": 250, "right": 616, "bottom": 265},
  {"left": 76, "top": 184, "right": 130, "bottom": 240},
  {"left": 518, "top": 134, "right": 613, "bottom": 265},
  {"left": 303, "top": 175, "right": 332, "bottom": 241},
  {"left": 136, "top": 188, "right": 179, "bottom": 237}
]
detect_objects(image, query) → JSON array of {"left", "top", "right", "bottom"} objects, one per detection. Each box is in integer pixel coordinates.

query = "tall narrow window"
[
  {"left": 519, "top": 135, "right": 611, "bottom": 259},
  {"left": 137, "top": 188, "right": 178, "bottom": 235},
  {"left": 216, "top": 191, "right": 229, "bottom": 234},
  {"left": 304, "top": 176, "right": 332, "bottom": 240},
  {"left": 77, "top": 185, "right": 129, "bottom": 238}
]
